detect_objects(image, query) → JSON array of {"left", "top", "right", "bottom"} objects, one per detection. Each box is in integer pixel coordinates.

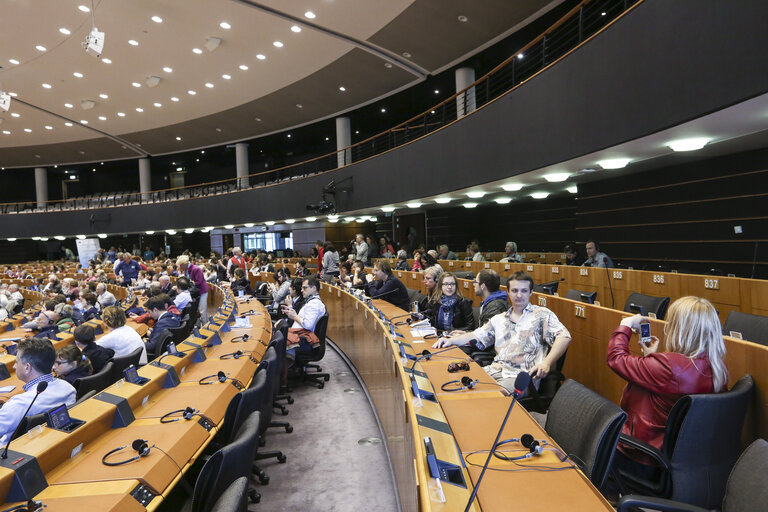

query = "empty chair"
[
  {"left": 617, "top": 438, "right": 768, "bottom": 512},
  {"left": 150, "top": 331, "right": 174, "bottom": 359},
  {"left": 72, "top": 389, "right": 96, "bottom": 407},
  {"left": 545, "top": 379, "right": 627, "bottom": 489},
  {"left": 453, "top": 270, "right": 474, "bottom": 280},
  {"left": 210, "top": 477, "right": 249, "bottom": 512},
  {"left": 168, "top": 315, "right": 189, "bottom": 343},
  {"left": 293, "top": 313, "right": 330, "bottom": 388},
  {"left": 723, "top": 311, "right": 768, "bottom": 346},
  {"left": 565, "top": 288, "right": 597, "bottom": 304},
  {"left": 615, "top": 374, "right": 753, "bottom": 509},
  {"left": 74, "top": 361, "right": 114, "bottom": 399},
  {"left": 109, "top": 347, "right": 143, "bottom": 383},
  {"left": 623, "top": 292, "right": 670, "bottom": 320},
  {"left": 261, "top": 346, "right": 292, "bottom": 432},
  {"left": 534, "top": 280, "right": 561, "bottom": 295}
]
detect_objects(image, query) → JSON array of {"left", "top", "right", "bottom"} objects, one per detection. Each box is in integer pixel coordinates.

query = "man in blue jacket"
[
  {"left": 144, "top": 294, "right": 181, "bottom": 354},
  {"left": 114, "top": 253, "right": 142, "bottom": 286},
  {"left": 364, "top": 260, "right": 410, "bottom": 311}
]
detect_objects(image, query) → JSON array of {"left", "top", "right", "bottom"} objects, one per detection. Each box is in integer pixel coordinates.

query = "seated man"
[
  {"left": 474, "top": 269, "right": 511, "bottom": 327},
  {"left": 32, "top": 310, "right": 61, "bottom": 340},
  {"left": 95, "top": 283, "right": 116, "bottom": 309},
  {"left": 433, "top": 271, "right": 571, "bottom": 394},
  {"left": 8, "top": 284, "right": 24, "bottom": 311},
  {"left": 53, "top": 303, "right": 75, "bottom": 332},
  {"left": 144, "top": 295, "right": 181, "bottom": 354},
  {"left": 364, "top": 260, "right": 411, "bottom": 311},
  {"left": 158, "top": 275, "right": 174, "bottom": 296},
  {"left": 564, "top": 244, "right": 584, "bottom": 266},
  {"left": 0, "top": 337, "right": 76, "bottom": 443},
  {"left": 438, "top": 244, "right": 458, "bottom": 260},
  {"left": 73, "top": 324, "right": 114, "bottom": 374},
  {"left": 281, "top": 277, "right": 327, "bottom": 358},
  {"left": 394, "top": 250, "right": 410, "bottom": 271},
  {"left": 582, "top": 240, "right": 614, "bottom": 268},
  {"left": 499, "top": 241, "right": 523, "bottom": 263},
  {"left": 173, "top": 277, "right": 193, "bottom": 311},
  {"left": 76, "top": 292, "right": 100, "bottom": 322}
]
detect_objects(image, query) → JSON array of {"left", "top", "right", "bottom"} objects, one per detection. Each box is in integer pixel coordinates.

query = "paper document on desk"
[
  {"left": 0, "top": 386, "right": 16, "bottom": 393},
  {"left": 410, "top": 326, "right": 436, "bottom": 339},
  {"left": 232, "top": 317, "right": 252, "bottom": 329}
]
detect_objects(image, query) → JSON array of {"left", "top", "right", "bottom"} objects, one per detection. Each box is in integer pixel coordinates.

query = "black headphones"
[
  {"left": 240, "top": 309, "right": 257, "bottom": 316},
  {"left": 231, "top": 334, "right": 250, "bottom": 342},
  {"left": 102, "top": 439, "right": 151, "bottom": 466},
  {"left": 441, "top": 376, "right": 479, "bottom": 392},
  {"left": 199, "top": 370, "right": 244, "bottom": 390},
  {"left": 160, "top": 406, "right": 197, "bottom": 423},
  {"left": 219, "top": 350, "right": 256, "bottom": 363},
  {"left": 493, "top": 434, "right": 546, "bottom": 461}
]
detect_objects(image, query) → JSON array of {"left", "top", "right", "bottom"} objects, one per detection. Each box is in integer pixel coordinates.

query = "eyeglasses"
[
  {"left": 447, "top": 361, "right": 470, "bottom": 373},
  {"left": 442, "top": 282, "right": 457, "bottom": 287},
  {"left": 53, "top": 360, "right": 69, "bottom": 366}
]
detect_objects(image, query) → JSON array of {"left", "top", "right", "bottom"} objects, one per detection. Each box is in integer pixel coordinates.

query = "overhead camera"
[
  {"left": 0, "top": 92, "right": 10, "bottom": 113},
  {"left": 82, "top": 27, "right": 105, "bottom": 58},
  {"left": 306, "top": 201, "right": 336, "bottom": 215}
]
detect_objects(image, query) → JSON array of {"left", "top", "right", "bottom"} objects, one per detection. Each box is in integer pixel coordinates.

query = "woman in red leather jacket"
[{"left": 607, "top": 296, "right": 727, "bottom": 469}]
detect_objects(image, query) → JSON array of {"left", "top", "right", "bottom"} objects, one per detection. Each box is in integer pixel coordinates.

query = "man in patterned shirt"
[{"left": 433, "top": 271, "right": 571, "bottom": 394}]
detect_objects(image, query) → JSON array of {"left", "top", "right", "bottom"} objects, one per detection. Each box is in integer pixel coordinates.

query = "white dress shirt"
[
  {"left": 96, "top": 325, "right": 147, "bottom": 364},
  {"left": 0, "top": 374, "right": 76, "bottom": 443}
]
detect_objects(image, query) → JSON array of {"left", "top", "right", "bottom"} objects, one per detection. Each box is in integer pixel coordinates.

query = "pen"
[{"left": 11, "top": 457, "right": 24, "bottom": 465}]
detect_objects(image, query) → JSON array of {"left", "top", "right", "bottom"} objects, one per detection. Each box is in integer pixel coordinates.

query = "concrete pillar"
[
  {"left": 139, "top": 158, "right": 151, "bottom": 201},
  {"left": 235, "top": 143, "right": 249, "bottom": 188},
  {"left": 455, "top": 67, "right": 476, "bottom": 117},
  {"left": 336, "top": 117, "right": 351, "bottom": 167},
  {"left": 34, "top": 167, "right": 47, "bottom": 209}
]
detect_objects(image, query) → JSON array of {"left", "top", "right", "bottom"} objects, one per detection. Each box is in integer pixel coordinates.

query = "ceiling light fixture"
[
  {"left": 205, "top": 82, "right": 214, "bottom": 88},
  {"left": 243, "top": 223, "right": 255, "bottom": 228},
  {"left": 166, "top": 229, "right": 177, "bottom": 235},
  {"left": 222, "top": 74, "right": 231, "bottom": 80},
  {"left": 162, "top": 66, "right": 172, "bottom": 73},
  {"left": 98, "top": 233, "right": 107, "bottom": 238},
  {"left": 184, "top": 228, "right": 195, "bottom": 234},
  {"left": 192, "top": 48, "right": 203, "bottom": 54},
  {"left": 9, "top": 59, "right": 19, "bottom": 65},
  {"left": 64, "top": 122, "right": 73, "bottom": 126},
  {"left": 239, "top": 64, "right": 248, "bottom": 70},
  {"left": 463, "top": 202, "right": 478, "bottom": 208},
  {"left": 145, "top": 230, "right": 154, "bottom": 235},
  {"left": 76, "top": 235, "right": 86, "bottom": 240},
  {"left": 35, "top": 45, "right": 47, "bottom": 52},
  {"left": 597, "top": 158, "right": 631, "bottom": 169},
  {"left": 220, "top": 22, "right": 231, "bottom": 29},
  {"left": 128, "top": 39, "right": 138, "bottom": 46},
  {"left": 667, "top": 137, "right": 712, "bottom": 152},
  {"left": 60, "top": 28, "right": 71, "bottom": 35},
  {"left": 170, "top": 97, "right": 179, "bottom": 102},
  {"left": 188, "top": 90, "right": 196, "bottom": 95},
  {"left": 42, "top": 83, "right": 52, "bottom": 89},
  {"left": 406, "top": 202, "right": 422, "bottom": 208},
  {"left": 78, "top": 5, "right": 90, "bottom": 12},
  {"left": 64, "top": 103, "right": 73, "bottom": 108},
  {"left": 304, "top": 11, "right": 316, "bottom": 19},
  {"left": 98, "top": 116, "right": 106, "bottom": 121},
  {"left": 494, "top": 197, "right": 513, "bottom": 204},
  {"left": 291, "top": 25, "right": 301, "bottom": 33},
  {"left": 154, "top": 102, "right": 162, "bottom": 107},
  {"left": 339, "top": 86, "right": 346, "bottom": 92},
  {"left": 273, "top": 41, "right": 283, "bottom": 48},
  {"left": 305, "top": 217, "right": 317, "bottom": 222},
  {"left": 434, "top": 197, "right": 452, "bottom": 204},
  {"left": 175, "top": 136, "right": 181, "bottom": 141},
  {"left": 135, "top": 107, "right": 143, "bottom": 112},
  {"left": 458, "top": 15, "right": 468, "bottom": 22},
  {"left": 99, "top": 93, "right": 108, "bottom": 99},
  {"left": 117, "top": 112, "right": 125, "bottom": 117},
  {"left": 466, "top": 191, "right": 485, "bottom": 198},
  {"left": 544, "top": 172, "right": 571, "bottom": 182},
  {"left": 223, "top": 224, "right": 234, "bottom": 229},
  {"left": 530, "top": 192, "right": 549, "bottom": 199},
  {"left": 265, "top": 221, "right": 275, "bottom": 226},
  {"left": 131, "top": 82, "right": 141, "bottom": 87},
  {"left": 285, "top": 219, "right": 295, "bottom": 224},
  {"left": 381, "top": 207, "right": 396, "bottom": 212},
  {"left": 11, "top": 113, "right": 20, "bottom": 118},
  {"left": 151, "top": 15, "right": 163, "bottom": 23},
  {"left": 567, "top": 185, "right": 578, "bottom": 194},
  {"left": 102, "top": 58, "right": 112, "bottom": 64},
  {"left": 256, "top": 54, "right": 265, "bottom": 60}
]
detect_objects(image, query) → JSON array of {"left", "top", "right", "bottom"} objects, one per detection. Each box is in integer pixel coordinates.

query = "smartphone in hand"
[{"left": 639, "top": 322, "right": 652, "bottom": 346}]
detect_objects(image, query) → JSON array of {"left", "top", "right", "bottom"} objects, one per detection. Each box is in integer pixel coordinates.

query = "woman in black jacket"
[{"left": 427, "top": 272, "right": 475, "bottom": 333}]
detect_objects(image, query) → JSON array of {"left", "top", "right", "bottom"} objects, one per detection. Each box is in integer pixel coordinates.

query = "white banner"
[{"left": 75, "top": 238, "right": 101, "bottom": 269}]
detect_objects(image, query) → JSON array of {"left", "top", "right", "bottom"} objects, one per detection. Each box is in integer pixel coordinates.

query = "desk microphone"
[
  {"left": 463, "top": 372, "right": 530, "bottom": 512},
  {"left": 1, "top": 381, "right": 47, "bottom": 459},
  {"left": 604, "top": 257, "right": 615, "bottom": 308}
]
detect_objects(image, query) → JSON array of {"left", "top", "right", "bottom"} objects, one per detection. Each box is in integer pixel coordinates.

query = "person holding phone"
[{"left": 606, "top": 296, "right": 728, "bottom": 469}]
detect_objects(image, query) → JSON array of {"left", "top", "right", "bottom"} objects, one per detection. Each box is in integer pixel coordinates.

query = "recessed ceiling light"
[
  {"left": 466, "top": 191, "right": 485, "bottom": 198},
  {"left": 434, "top": 89, "right": 440, "bottom": 94},
  {"left": 544, "top": 172, "right": 571, "bottom": 182},
  {"left": 402, "top": 51, "right": 411, "bottom": 58},
  {"left": 530, "top": 192, "right": 549, "bottom": 199},
  {"left": 406, "top": 202, "right": 422, "bottom": 208},
  {"left": 434, "top": 197, "right": 452, "bottom": 204},
  {"left": 24, "top": 128, "right": 32, "bottom": 133},
  {"left": 256, "top": 54, "right": 266, "bottom": 60},
  {"left": 265, "top": 221, "right": 275, "bottom": 226},
  {"left": 188, "top": 90, "right": 196, "bottom": 95},
  {"left": 10, "top": 113, "right": 20, "bottom": 118},
  {"left": 98, "top": 116, "right": 106, "bottom": 121},
  {"left": 339, "top": 86, "right": 346, "bottom": 92},
  {"left": 239, "top": 64, "right": 248, "bottom": 70},
  {"left": 325, "top": 137, "right": 329, "bottom": 141},
  {"left": 220, "top": 21, "right": 231, "bottom": 29},
  {"left": 59, "top": 28, "right": 71, "bottom": 35},
  {"left": 78, "top": 5, "right": 90, "bottom": 12},
  {"left": 64, "top": 103, "right": 73, "bottom": 108},
  {"left": 128, "top": 39, "right": 139, "bottom": 46},
  {"left": 355, "top": 130, "right": 359, "bottom": 134},
  {"left": 381, "top": 108, "right": 386, "bottom": 113},
  {"left": 151, "top": 15, "right": 163, "bottom": 23},
  {"left": 463, "top": 202, "right": 478, "bottom": 208},
  {"left": 667, "top": 137, "right": 712, "bottom": 152},
  {"left": 205, "top": 82, "right": 214, "bottom": 88},
  {"left": 273, "top": 41, "right": 283, "bottom": 48},
  {"left": 567, "top": 185, "right": 578, "bottom": 194},
  {"left": 184, "top": 228, "right": 195, "bottom": 234},
  {"left": 135, "top": 107, "right": 143, "bottom": 112},
  {"left": 305, "top": 217, "right": 317, "bottom": 222},
  {"left": 153, "top": 102, "right": 162, "bottom": 107},
  {"left": 131, "top": 82, "right": 141, "bottom": 87},
  {"left": 73, "top": 72, "right": 84, "bottom": 78},
  {"left": 99, "top": 93, "right": 108, "bottom": 99},
  {"left": 162, "top": 66, "right": 173, "bottom": 73},
  {"left": 291, "top": 25, "right": 302, "bottom": 33},
  {"left": 42, "top": 83, "right": 52, "bottom": 89},
  {"left": 601, "top": 11, "right": 607, "bottom": 16},
  {"left": 2, "top": 131, "right": 9, "bottom": 135},
  {"left": 431, "top": 110, "right": 436, "bottom": 114},
  {"left": 304, "top": 10, "right": 316, "bottom": 19},
  {"left": 384, "top": 62, "right": 393, "bottom": 68},
  {"left": 287, "top": 134, "right": 292, "bottom": 138},
  {"left": 494, "top": 197, "right": 513, "bottom": 204},
  {"left": 145, "top": 230, "right": 155, "bottom": 235},
  {"left": 101, "top": 58, "right": 112, "bottom": 64},
  {"left": 501, "top": 183, "right": 524, "bottom": 191},
  {"left": 170, "top": 97, "right": 179, "bottom": 102},
  {"left": 166, "top": 229, "right": 177, "bottom": 235},
  {"left": 36, "top": 45, "right": 47, "bottom": 52},
  {"left": 8, "top": 59, "right": 19, "bottom": 65},
  {"left": 192, "top": 48, "right": 203, "bottom": 54},
  {"left": 597, "top": 158, "right": 631, "bottom": 169},
  {"left": 175, "top": 136, "right": 181, "bottom": 140},
  {"left": 381, "top": 207, "right": 396, "bottom": 212},
  {"left": 285, "top": 219, "right": 295, "bottom": 224},
  {"left": 458, "top": 15, "right": 468, "bottom": 22},
  {"left": 64, "top": 122, "right": 73, "bottom": 126},
  {"left": 295, "top": 104, "right": 303, "bottom": 109},
  {"left": 7, "top": 92, "right": 17, "bottom": 97},
  {"left": 222, "top": 74, "right": 231, "bottom": 79},
  {"left": 117, "top": 112, "right": 125, "bottom": 117}
]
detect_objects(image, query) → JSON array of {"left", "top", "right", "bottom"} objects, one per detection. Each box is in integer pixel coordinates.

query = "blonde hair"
[
  {"left": 101, "top": 306, "right": 127, "bottom": 329},
  {"left": 664, "top": 296, "right": 728, "bottom": 391},
  {"left": 432, "top": 272, "right": 464, "bottom": 303},
  {"left": 176, "top": 255, "right": 190, "bottom": 266}
]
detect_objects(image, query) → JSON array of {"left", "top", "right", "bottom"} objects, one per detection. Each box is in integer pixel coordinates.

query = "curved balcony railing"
[{"left": 0, "top": 0, "right": 641, "bottom": 215}]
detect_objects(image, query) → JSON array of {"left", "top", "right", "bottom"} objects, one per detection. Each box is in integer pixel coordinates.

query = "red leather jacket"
[{"left": 607, "top": 325, "right": 719, "bottom": 458}]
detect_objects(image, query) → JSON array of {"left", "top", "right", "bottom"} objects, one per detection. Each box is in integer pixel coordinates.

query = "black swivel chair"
[
  {"left": 74, "top": 361, "right": 114, "bottom": 399},
  {"left": 72, "top": 389, "right": 96, "bottom": 407},
  {"left": 168, "top": 314, "right": 190, "bottom": 343},
  {"left": 293, "top": 313, "right": 330, "bottom": 388},
  {"left": 270, "top": 330, "right": 294, "bottom": 407},
  {"left": 109, "top": 347, "right": 143, "bottom": 382},
  {"left": 534, "top": 280, "right": 562, "bottom": 295},
  {"left": 614, "top": 374, "right": 754, "bottom": 509},
  {"left": 623, "top": 292, "right": 671, "bottom": 320},
  {"left": 565, "top": 288, "right": 597, "bottom": 304},
  {"left": 545, "top": 379, "right": 627, "bottom": 489},
  {"left": 617, "top": 438, "right": 768, "bottom": 512},
  {"left": 453, "top": 270, "right": 474, "bottom": 280},
  {"left": 722, "top": 311, "right": 768, "bottom": 346},
  {"left": 210, "top": 476, "right": 249, "bottom": 512},
  {"left": 260, "top": 346, "right": 293, "bottom": 433},
  {"left": 12, "top": 412, "right": 48, "bottom": 440},
  {"left": 150, "top": 330, "right": 174, "bottom": 359}
]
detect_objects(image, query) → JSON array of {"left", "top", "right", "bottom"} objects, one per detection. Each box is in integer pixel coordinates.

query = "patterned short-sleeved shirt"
[{"left": 473, "top": 303, "right": 570, "bottom": 382}]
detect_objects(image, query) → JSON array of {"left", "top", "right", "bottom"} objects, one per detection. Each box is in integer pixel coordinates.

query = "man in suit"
[{"left": 144, "top": 295, "right": 181, "bottom": 354}]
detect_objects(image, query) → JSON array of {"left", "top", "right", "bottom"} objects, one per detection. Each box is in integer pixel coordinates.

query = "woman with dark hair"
[
  {"left": 411, "top": 250, "right": 423, "bottom": 272},
  {"left": 338, "top": 260, "right": 353, "bottom": 285},
  {"left": 231, "top": 268, "right": 254, "bottom": 296},
  {"left": 54, "top": 345, "right": 93, "bottom": 385},
  {"left": 321, "top": 242, "right": 340, "bottom": 281},
  {"left": 427, "top": 272, "right": 475, "bottom": 333},
  {"left": 420, "top": 253, "right": 443, "bottom": 273},
  {"left": 379, "top": 237, "right": 396, "bottom": 258}
]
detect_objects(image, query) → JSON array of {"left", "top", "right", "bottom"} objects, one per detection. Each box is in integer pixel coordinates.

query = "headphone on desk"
[
  {"left": 493, "top": 434, "right": 546, "bottom": 461},
  {"left": 102, "top": 439, "right": 151, "bottom": 466},
  {"left": 199, "top": 370, "right": 245, "bottom": 390},
  {"left": 160, "top": 406, "right": 213, "bottom": 425},
  {"left": 441, "top": 376, "right": 478, "bottom": 392},
  {"left": 231, "top": 334, "right": 250, "bottom": 342},
  {"left": 219, "top": 350, "right": 256, "bottom": 363}
]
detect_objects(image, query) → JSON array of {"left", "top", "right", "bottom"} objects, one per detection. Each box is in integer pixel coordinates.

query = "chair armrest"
[
  {"left": 618, "top": 433, "right": 671, "bottom": 472},
  {"left": 617, "top": 495, "right": 710, "bottom": 512}
]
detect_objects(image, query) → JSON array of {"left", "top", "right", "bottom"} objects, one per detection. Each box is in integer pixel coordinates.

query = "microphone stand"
[{"left": 604, "top": 257, "right": 615, "bottom": 309}]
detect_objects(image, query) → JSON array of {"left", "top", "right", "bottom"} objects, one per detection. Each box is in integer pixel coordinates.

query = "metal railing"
[{"left": 0, "top": 0, "right": 641, "bottom": 215}]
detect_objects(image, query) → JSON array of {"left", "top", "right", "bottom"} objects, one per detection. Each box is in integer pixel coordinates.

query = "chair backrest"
[
  {"left": 236, "top": 368, "right": 269, "bottom": 437},
  {"left": 210, "top": 476, "right": 248, "bottom": 512},
  {"left": 269, "top": 330, "right": 287, "bottom": 378},
  {"left": 12, "top": 412, "right": 48, "bottom": 440},
  {"left": 216, "top": 392, "right": 243, "bottom": 445},
  {"left": 623, "top": 292, "right": 670, "bottom": 320},
  {"left": 109, "top": 347, "right": 143, "bottom": 383},
  {"left": 722, "top": 438, "right": 768, "bottom": 512},
  {"left": 310, "top": 313, "right": 330, "bottom": 361},
  {"left": 453, "top": 271, "right": 474, "bottom": 280},
  {"left": 261, "top": 347, "right": 280, "bottom": 399},
  {"left": 72, "top": 389, "right": 96, "bottom": 408},
  {"left": 565, "top": 288, "right": 597, "bottom": 304},
  {"left": 723, "top": 311, "right": 768, "bottom": 346},
  {"left": 74, "top": 361, "right": 114, "bottom": 399},
  {"left": 664, "top": 374, "right": 754, "bottom": 508},
  {"left": 545, "top": 379, "right": 627, "bottom": 488},
  {"left": 152, "top": 331, "right": 174, "bottom": 359},
  {"left": 169, "top": 319, "right": 189, "bottom": 343}
]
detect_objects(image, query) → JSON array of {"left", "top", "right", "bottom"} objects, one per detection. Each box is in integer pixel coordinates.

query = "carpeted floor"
[{"left": 251, "top": 342, "right": 399, "bottom": 512}]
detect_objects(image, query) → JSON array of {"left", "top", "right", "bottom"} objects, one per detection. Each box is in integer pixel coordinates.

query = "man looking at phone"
[
  {"left": 432, "top": 271, "right": 571, "bottom": 394},
  {"left": 281, "top": 277, "right": 327, "bottom": 359}
]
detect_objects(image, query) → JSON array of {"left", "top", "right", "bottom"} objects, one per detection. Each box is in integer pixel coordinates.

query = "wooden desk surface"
[
  {"left": 6, "top": 480, "right": 151, "bottom": 512},
  {"left": 135, "top": 382, "right": 238, "bottom": 425}
]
